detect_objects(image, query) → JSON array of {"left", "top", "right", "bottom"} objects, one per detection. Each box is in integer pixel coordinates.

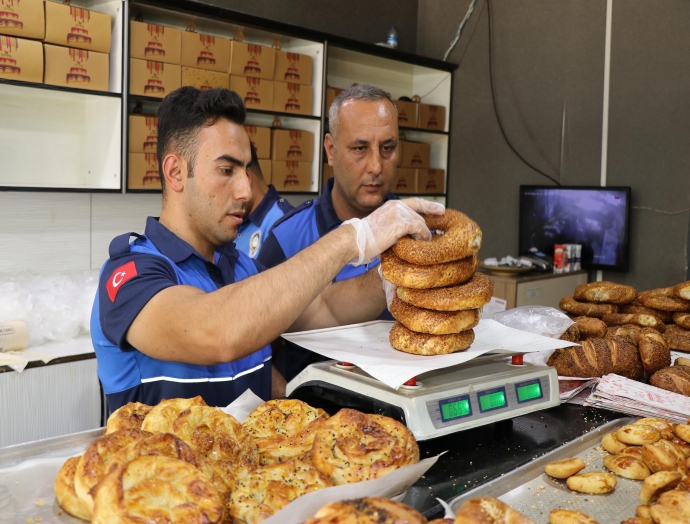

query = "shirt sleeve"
[
  {"left": 256, "top": 230, "right": 288, "bottom": 269},
  {"left": 98, "top": 253, "right": 178, "bottom": 348}
]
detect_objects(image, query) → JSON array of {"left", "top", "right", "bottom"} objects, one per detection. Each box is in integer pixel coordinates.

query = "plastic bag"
[
  {"left": 0, "top": 270, "right": 99, "bottom": 348},
  {"left": 486, "top": 306, "right": 576, "bottom": 367}
]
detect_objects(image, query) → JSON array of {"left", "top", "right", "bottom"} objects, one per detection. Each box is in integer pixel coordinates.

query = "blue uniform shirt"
[
  {"left": 91, "top": 217, "right": 272, "bottom": 412},
  {"left": 235, "top": 185, "right": 293, "bottom": 258},
  {"left": 258, "top": 178, "right": 398, "bottom": 381}
]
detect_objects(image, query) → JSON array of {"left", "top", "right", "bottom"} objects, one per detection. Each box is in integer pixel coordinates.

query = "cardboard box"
[
  {"left": 44, "top": 1, "right": 111, "bottom": 54},
  {"left": 244, "top": 125, "right": 271, "bottom": 159},
  {"left": 325, "top": 86, "right": 343, "bottom": 112},
  {"left": 130, "top": 21, "right": 181, "bottom": 64},
  {"left": 0, "top": 36, "right": 42, "bottom": 83},
  {"left": 273, "top": 81, "right": 312, "bottom": 115},
  {"left": 417, "top": 103, "right": 446, "bottom": 131},
  {"left": 229, "top": 41, "right": 275, "bottom": 80},
  {"left": 396, "top": 139, "right": 403, "bottom": 167},
  {"left": 181, "top": 66, "right": 228, "bottom": 90},
  {"left": 272, "top": 161, "right": 310, "bottom": 192},
  {"left": 257, "top": 157, "right": 271, "bottom": 184},
  {"left": 44, "top": 43, "right": 109, "bottom": 91},
  {"left": 129, "top": 114, "right": 158, "bottom": 153},
  {"left": 417, "top": 168, "right": 445, "bottom": 194},
  {"left": 274, "top": 50, "right": 312, "bottom": 86},
  {"left": 394, "top": 100, "right": 417, "bottom": 128},
  {"left": 130, "top": 58, "right": 181, "bottom": 98},
  {"left": 399, "top": 141, "right": 431, "bottom": 168},
  {"left": 271, "top": 129, "right": 314, "bottom": 162},
  {"left": 128, "top": 153, "right": 161, "bottom": 190},
  {"left": 0, "top": 0, "right": 44, "bottom": 40},
  {"left": 391, "top": 168, "right": 417, "bottom": 194},
  {"left": 323, "top": 163, "right": 334, "bottom": 187},
  {"left": 230, "top": 74, "right": 273, "bottom": 111},
  {"left": 181, "top": 31, "right": 230, "bottom": 72}
]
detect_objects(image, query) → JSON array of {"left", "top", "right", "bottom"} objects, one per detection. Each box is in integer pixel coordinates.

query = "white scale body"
[{"left": 286, "top": 356, "right": 560, "bottom": 441}]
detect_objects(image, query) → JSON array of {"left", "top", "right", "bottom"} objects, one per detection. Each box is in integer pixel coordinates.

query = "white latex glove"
[
  {"left": 341, "top": 199, "right": 445, "bottom": 266},
  {"left": 378, "top": 264, "right": 397, "bottom": 307}
]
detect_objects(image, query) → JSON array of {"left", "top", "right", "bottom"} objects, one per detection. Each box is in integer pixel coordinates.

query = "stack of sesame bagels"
[
  {"left": 554, "top": 279, "right": 690, "bottom": 396},
  {"left": 381, "top": 209, "right": 492, "bottom": 355}
]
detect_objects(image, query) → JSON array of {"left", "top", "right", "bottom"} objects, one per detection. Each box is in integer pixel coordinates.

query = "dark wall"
[
  {"left": 197, "top": 0, "right": 419, "bottom": 53},
  {"left": 418, "top": 0, "right": 690, "bottom": 291}
]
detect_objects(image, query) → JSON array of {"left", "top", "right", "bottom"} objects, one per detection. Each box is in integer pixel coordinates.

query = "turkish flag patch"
[{"left": 106, "top": 261, "right": 138, "bottom": 302}]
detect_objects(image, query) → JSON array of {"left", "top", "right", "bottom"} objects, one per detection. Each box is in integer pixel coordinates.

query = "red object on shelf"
[
  {"left": 511, "top": 354, "right": 524, "bottom": 366},
  {"left": 339, "top": 361, "right": 354, "bottom": 367},
  {"left": 403, "top": 376, "right": 417, "bottom": 387}
]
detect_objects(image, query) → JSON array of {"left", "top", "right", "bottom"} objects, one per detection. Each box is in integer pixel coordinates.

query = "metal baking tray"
[{"left": 449, "top": 417, "right": 640, "bottom": 524}]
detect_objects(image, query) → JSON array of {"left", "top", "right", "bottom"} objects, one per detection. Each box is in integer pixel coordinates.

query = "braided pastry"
[
  {"left": 638, "top": 288, "right": 690, "bottom": 312},
  {"left": 396, "top": 272, "right": 492, "bottom": 311},
  {"left": 242, "top": 399, "right": 329, "bottom": 465},
  {"left": 389, "top": 322, "right": 475, "bottom": 355},
  {"left": 311, "top": 408, "right": 419, "bottom": 485},
  {"left": 389, "top": 297, "right": 479, "bottom": 335},
  {"left": 91, "top": 456, "right": 225, "bottom": 524},
  {"left": 141, "top": 395, "right": 208, "bottom": 433},
  {"left": 574, "top": 281, "right": 637, "bottom": 304},
  {"left": 391, "top": 209, "right": 482, "bottom": 265},
  {"left": 381, "top": 249, "right": 477, "bottom": 289},
  {"left": 559, "top": 296, "right": 618, "bottom": 318},
  {"left": 54, "top": 457, "right": 91, "bottom": 521}
]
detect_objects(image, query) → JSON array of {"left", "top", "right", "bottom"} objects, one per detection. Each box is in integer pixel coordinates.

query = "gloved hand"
[
  {"left": 378, "top": 264, "right": 397, "bottom": 307},
  {"left": 341, "top": 199, "right": 445, "bottom": 266}
]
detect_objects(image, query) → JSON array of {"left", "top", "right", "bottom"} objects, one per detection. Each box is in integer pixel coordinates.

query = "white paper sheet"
[
  {"left": 0, "top": 336, "right": 94, "bottom": 372},
  {"left": 282, "top": 319, "right": 579, "bottom": 389}
]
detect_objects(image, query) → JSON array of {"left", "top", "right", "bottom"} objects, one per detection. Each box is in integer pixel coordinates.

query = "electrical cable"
[
  {"left": 443, "top": 0, "right": 479, "bottom": 61},
  {"left": 631, "top": 205, "right": 690, "bottom": 215},
  {"left": 486, "top": 0, "right": 561, "bottom": 186}
]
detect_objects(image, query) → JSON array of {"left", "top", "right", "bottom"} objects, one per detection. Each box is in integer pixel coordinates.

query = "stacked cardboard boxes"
[
  {"left": 271, "top": 128, "right": 313, "bottom": 192},
  {"left": 181, "top": 32, "right": 230, "bottom": 90},
  {"left": 0, "top": 0, "right": 44, "bottom": 84},
  {"left": 230, "top": 41, "right": 274, "bottom": 111},
  {"left": 128, "top": 114, "right": 161, "bottom": 190},
  {"left": 245, "top": 125, "right": 271, "bottom": 182},
  {"left": 395, "top": 140, "right": 445, "bottom": 194},
  {"left": 130, "top": 21, "right": 181, "bottom": 98}
]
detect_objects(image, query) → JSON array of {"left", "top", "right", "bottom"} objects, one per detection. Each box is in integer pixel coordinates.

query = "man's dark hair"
[
  {"left": 249, "top": 142, "right": 263, "bottom": 179},
  {"left": 156, "top": 87, "right": 246, "bottom": 192}
]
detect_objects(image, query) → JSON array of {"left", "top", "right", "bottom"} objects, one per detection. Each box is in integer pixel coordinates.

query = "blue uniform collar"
[
  {"left": 247, "top": 185, "right": 281, "bottom": 227},
  {"left": 144, "top": 216, "right": 239, "bottom": 265},
  {"left": 315, "top": 178, "right": 399, "bottom": 236}
]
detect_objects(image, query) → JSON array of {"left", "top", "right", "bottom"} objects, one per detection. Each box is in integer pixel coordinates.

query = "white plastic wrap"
[
  {"left": 0, "top": 270, "right": 99, "bottom": 348},
  {"left": 486, "top": 306, "right": 577, "bottom": 367}
]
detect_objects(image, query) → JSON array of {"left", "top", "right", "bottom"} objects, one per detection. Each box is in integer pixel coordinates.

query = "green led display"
[
  {"left": 517, "top": 382, "right": 542, "bottom": 402},
  {"left": 479, "top": 391, "right": 506, "bottom": 411},
  {"left": 441, "top": 399, "right": 471, "bottom": 420}
]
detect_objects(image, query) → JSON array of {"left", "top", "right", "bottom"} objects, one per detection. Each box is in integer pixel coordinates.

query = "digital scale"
[{"left": 287, "top": 355, "right": 560, "bottom": 441}]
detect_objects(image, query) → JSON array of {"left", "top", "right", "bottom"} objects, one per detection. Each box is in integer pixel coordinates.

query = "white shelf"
[{"left": 0, "top": 83, "right": 122, "bottom": 190}]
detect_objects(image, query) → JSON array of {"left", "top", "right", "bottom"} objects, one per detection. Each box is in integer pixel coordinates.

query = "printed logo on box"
[
  {"left": 0, "top": 0, "right": 23, "bottom": 30},
  {"left": 145, "top": 24, "right": 166, "bottom": 58},
  {"left": 283, "top": 161, "right": 300, "bottom": 188},
  {"left": 285, "top": 83, "right": 301, "bottom": 112},
  {"left": 143, "top": 153, "right": 160, "bottom": 186},
  {"left": 244, "top": 44, "right": 262, "bottom": 76},
  {"left": 395, "top": 175, "right": 409, "bottom": 192},
  {"left": 107, "top": 260, "right": 138, "bottom": 302},
  {"left": 244, "top": 77, "right": 262, "bottom": 105},
  {"left": 411, "top": 152, "right": 423, "bottom": 166},
  {"left": 284, "top": 52, "right": 301, "bottom": 82},
  {"left": 288, "top": 130, "right": 303, "bottom": 158},
  {"left": 67, "top": 6, "right": 93, "bottom": 47},
  {"left": 145, "top": 61, "right": 165, "bottom": 95},
  {"left": 197, "top": 34, "right": 215, "bottom": 67},
  {"left": 0, "top": 36, "right": 20, "bottom": 75},
  {"left": 67, "top": 48, "right": 91, "bottom": 85},
  {"left": 398, "top": 108, "right": 410, "bottom": 125},
  {"left": 425, "top": 169, "right": 441, "bottom": 191},
  {"left": 143, "top": 117, "right": 158, "bottom": 152},
  {"left": 425, "top": 105, "right": 440, "bottom": 128}
]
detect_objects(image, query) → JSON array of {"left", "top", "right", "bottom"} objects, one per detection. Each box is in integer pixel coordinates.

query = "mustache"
[
  {"left": 227, "top": 203, "right": 246, "bottom": 215},
  {"left": 362, "top": 175, "right": 384, "bottom": 185}
]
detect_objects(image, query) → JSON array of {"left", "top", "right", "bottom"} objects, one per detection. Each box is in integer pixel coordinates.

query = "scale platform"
[{"left": 287, "top": 356, "right": 560, "bottom": 441}]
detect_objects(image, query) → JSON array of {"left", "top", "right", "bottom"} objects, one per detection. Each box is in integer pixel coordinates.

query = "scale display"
[
  {"left": 478, "top": 388, "right": 507, "bottom": 412},
  {"left": 439, "top": 395, "right": 471, "bottom": 422},
  {"left": 516, "top": 380, "right": 543, "bottom": 403}
]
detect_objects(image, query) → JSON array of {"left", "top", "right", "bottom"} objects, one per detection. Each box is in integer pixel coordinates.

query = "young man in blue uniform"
[
  {"left": 91, "top": 86, "right": 443, "bottom": 411},
  {"left": 234, "top": 143, "right": 293, "bottom": 258},
  {"left": 258, "top": 85, "right": 404, "bottom": 383}
]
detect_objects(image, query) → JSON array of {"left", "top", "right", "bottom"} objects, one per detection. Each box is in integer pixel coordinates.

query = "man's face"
[
  {"left": 183, "top": 119, "right": 252, "bottom": 246},
  {"left": 325, "top": 99, "right": 398, "bottom": 215}
]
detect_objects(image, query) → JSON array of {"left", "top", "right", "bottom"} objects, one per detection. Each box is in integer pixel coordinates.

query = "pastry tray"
[{"left": 448, "top": 417, "right": 640, "bottom": 524}]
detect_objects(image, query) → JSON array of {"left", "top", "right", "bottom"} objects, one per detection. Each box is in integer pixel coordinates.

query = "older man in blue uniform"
[
  {"left": 91, "top": 86, "right": 442, "bottom": 411},
  {"left": 258, "top": 84, "right": 405, "bottom": 384},
  {"left": 234, "top": 143, "right": 293, "bottom": 258}
]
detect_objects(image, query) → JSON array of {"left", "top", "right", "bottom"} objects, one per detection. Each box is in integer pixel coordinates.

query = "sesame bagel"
[
  {"left": 673, "top": 312, "right": 690, "bottom": 329},
  {"left": 396, "top": 272, "right": 492, "bottom": 311},
  {"left": 380, "top": 249, "right": 478, "bottom": 289},
  {"left": 638, "top": 287, "right": 690, "bottom": 312},
  {"left": 389, "top": 322, "right": 475, "bottom": 355},
  {"left": 559, "top": 296, "right": 619, "bottom": 318},
  {"left": 389, "top": 297, "right": 479, "bottom": 335},
  {"left": 574, "top": 281, "right": 637, "bottom": 304},
  {"left": 391, "top": 209, "right": 482, "bottom": 265}
]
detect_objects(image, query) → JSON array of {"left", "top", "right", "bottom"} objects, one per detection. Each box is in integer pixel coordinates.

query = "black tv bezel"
[{"left": 518, "top": 185, "right": 632, "bottom": 273}]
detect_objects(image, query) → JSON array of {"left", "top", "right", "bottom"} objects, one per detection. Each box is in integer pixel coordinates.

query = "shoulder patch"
[{"left": 106, "top": 260, "right": 138, "bottom": 302}]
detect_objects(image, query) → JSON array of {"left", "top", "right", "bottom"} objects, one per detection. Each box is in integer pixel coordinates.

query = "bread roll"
[
  {"left": 606, "top": 325, "right": 642, "bottom": 345},
  {"left": 676, "top": 357, "right": 690, "bottom": 367},
  {"left": 105, "top": 402, "right": 153, "bottom": 434},
  {"left": 621, "top": 302, "right": 673, "bottom": 323},
  {"left": 673, "top": 423, "right": 690, "bottom": 444},
  {"left": 566, "top": 472, "right": 616, "bottom": 494},
  {"left": 663, "top": 324, "right": 690, "bottom": 352},
  {"left": 650, "top": 366, "right": 690, "bottom": 396},
  {"left": 673, "top": 280, "right": 690, "bottom": 301},
  {"left": 603, "top": 454, "right": 650, "bottom": 480},
  {"left": 620, "top": 518, "right": 652, "bottom": 524},
  {"left": 601, "top": 432, "right": 628, "bottom": 454},
  {"left": 638, "top": 328, "right": 671, "bottom": 376},
  {"left": 572, "top": 316, "right": 607, "bottom": 339},
  {"left": 547, "top": 337, "right": 642, "bottom": 380},
  {"left": 656, "top": 490, "right": 690, "bottom": 516},
  {"left": 544, "top": 457, "right": 585, "bottom": 479},
  {"left": 54, "top": 457, "right": 91, "bottom": 521},
  {"left": 574, "top": 281, "right": 637, "bottom": 304},
  {"left": 548, "top": 509, "right": 597, "bottom": 524},
  {"left": 636, "top": 506, "right": 651, "bottom": 519},
  {"left": 560, "top": 296, "right": 619, "bottom": 318},
  {"left": 620, "top": 446, "right": 644, "bottom": 459},
  {"left": 639, "top": 471, "right": 682, "bottom": 504},
  {"left": 304, "top": 498, "right": 428, "bottom": 524},
  {"left": 673, "top": 312, "right": 690, "bottom": 329},
  {"left": 649, "top": 503, "right": 689, "bottom": 524},
  {"left": 602, "top": 313, "right": 666, "bottom": 333},
  {"left": 559, "top": 324, "right": 581, "bottom": 343},
  {"left": 454, "top": 497, "right": 535, "bottom": 524},
  {"left": 633, "top": 418, "right": 675, "bottom": 440},
  {"left": 641, "top": 440, "right": 685, "bottom": 472},
  {"left": 616, "top": 424, "right": 661, "bottom": 446}
]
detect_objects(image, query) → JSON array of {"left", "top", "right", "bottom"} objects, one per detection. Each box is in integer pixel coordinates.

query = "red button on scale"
[{"left": 511, "top": 354, "right": 524, "bottom": 366}]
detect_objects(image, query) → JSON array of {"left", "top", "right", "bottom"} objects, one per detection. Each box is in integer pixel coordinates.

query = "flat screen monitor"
[{"left": 519, "top": 186, "right": 631, "bottom": 272}]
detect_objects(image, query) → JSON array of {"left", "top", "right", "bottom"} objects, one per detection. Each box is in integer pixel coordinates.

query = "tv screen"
[{"left": 519, "top": 186, "right": 631, "bottom": 272}]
